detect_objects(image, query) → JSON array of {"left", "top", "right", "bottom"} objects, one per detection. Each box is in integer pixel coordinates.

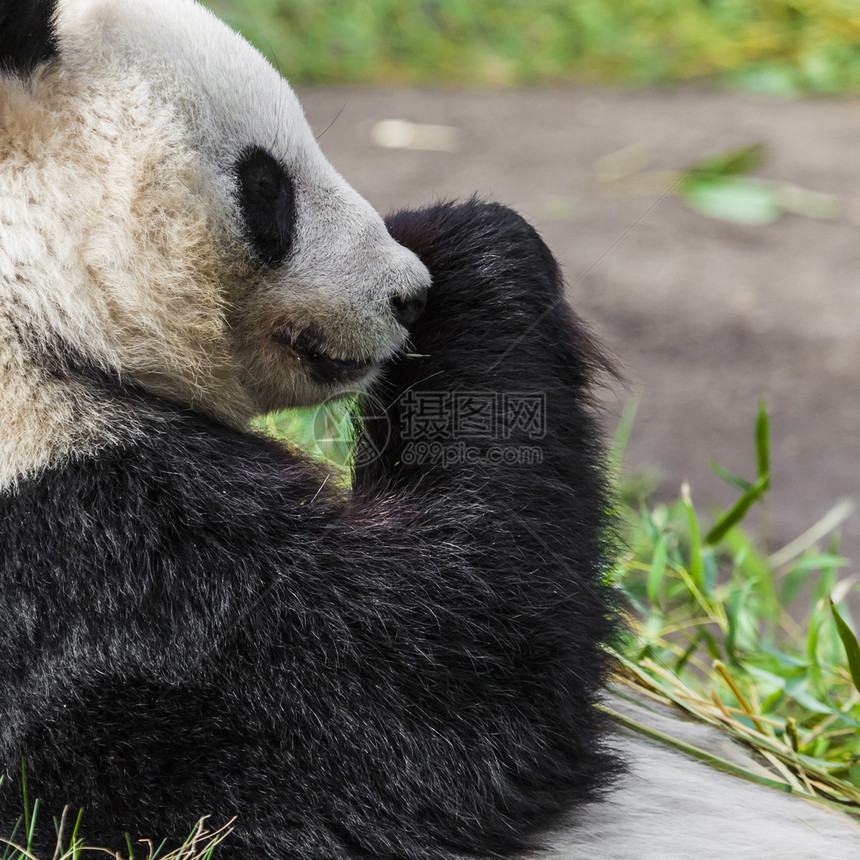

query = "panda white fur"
[{"left": 0, "top": 1, "right": 858, "bottom": 858}]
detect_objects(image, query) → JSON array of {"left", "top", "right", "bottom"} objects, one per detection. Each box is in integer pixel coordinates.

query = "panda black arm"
[
  {"left": 356, "top": 200, "right": 615, "bottom": 663},
  {"left": 0, "top": 202, "right": 620, "bottom": 860},
  {"left": 357, "top": 201, "right": 609, "bottom": 501}
]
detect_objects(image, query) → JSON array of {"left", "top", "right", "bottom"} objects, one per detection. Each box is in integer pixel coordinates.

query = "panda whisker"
[{"left": 316, "top": 104, "right": 347, "bottom": 141}]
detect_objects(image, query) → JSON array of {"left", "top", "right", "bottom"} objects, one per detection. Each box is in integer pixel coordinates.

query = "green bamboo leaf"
[
  {"left": 830, "top": 600, "right": 860, "bottom": 695},
  {"left": 709, "top": 459, "right": 753, "bottom": 493},
  {"left": 702, "top": 547, "right": 718, "bottom": 596},
  {"left": 686, "top": 143, "right": 767, "bottom": 179},
  {"left": 704, "top": 474, "right": 768, "bottom": 546},
  {"left": 755, "top": 399, "right": 770, "bottom": 488},
  {"left": 745, "top": 664, "right": 787, "bottom": 690},
  {"left": 681, "top": 176, "right": 782, "bottom": 226},
  {"left": 759, "top": 643, "right": 808, "bottom": 669},
  {"left": 789, "top": 554, "right": 850, "bottom": 572},
  {"left": 682, "top": 485, "right": 704, "bottom": 589},
  {"left": 784, "top": 677, "right": 836, "bottom": 715},
  {"left": 725, "top": 579, "right": 756, "bottom": 661}
]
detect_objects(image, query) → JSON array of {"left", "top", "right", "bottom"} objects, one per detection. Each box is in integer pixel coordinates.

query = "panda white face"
[{"left": 0, "top": 0, "right": 430, "bottom": 427}]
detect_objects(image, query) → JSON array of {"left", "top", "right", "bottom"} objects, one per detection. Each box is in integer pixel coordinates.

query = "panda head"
[{"left": 0, "top": 0, "right": 430, "bottom": 424}]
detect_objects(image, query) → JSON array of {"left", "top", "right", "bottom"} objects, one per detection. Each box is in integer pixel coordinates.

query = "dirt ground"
[{"left": 297, "top": 86, "right": 860, "bottom": 570}]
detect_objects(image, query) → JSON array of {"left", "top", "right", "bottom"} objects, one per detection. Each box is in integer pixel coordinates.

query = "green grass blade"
[
  {"left": 150, "top": 837, "right": 169, "bottom": 859},
  {"left": 830, "top": 600, "right": 860, "bottom": 695},
  {"left": 69, "top": 808, "right": 82, "bottom": 848},
  {"left": 0, "top": 817, "right": 22, "bottom": 860},
  {"left": 26, "top": 799, "right": 39, "bottom": 852},
  {"left": 20, "top": 761, "right": 28, "bottom": 844}
]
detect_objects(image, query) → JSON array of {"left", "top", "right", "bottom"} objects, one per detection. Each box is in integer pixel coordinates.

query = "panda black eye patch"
[{"left": 234, "top": 146, "right": 297, "bottom": 266}]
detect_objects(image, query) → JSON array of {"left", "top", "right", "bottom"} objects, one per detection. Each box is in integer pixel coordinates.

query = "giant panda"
[
  {"left": 0, "top": 1, "right": 858, "bottom": 859},
  {"left": 0, "top": 0, "right": 619, "bottom": 856}
]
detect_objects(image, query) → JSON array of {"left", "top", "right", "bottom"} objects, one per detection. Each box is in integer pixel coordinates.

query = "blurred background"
[{"left": 206, "top": 0, "right": 860, "bottom": 570}]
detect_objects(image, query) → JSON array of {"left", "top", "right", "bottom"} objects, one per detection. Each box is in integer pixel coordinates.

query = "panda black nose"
[{"left": 391, "top": 287, "right": 428, "bottom": 327}]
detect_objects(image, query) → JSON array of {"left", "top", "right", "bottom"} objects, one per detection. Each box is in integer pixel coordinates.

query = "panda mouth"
[{"left": 272, "top": 324, "right": 375, "bottom": 382}]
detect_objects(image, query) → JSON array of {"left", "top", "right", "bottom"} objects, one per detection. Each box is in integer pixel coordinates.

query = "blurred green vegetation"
[{"left": 204, "top": 0, "right": 860, "bottom": 93}]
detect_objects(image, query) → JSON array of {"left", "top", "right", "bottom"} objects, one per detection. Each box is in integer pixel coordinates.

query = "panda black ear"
[{"left": 0, "top": 0, "right": 59, "bottom": 76}]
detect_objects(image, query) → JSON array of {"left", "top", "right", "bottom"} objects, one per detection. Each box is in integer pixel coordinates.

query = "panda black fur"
[
  {"left": 2, "top": 2, "right": 860, "bottom": 859},
  {"left": 0, "top": 1, "right": 619, "bottom": 856}
]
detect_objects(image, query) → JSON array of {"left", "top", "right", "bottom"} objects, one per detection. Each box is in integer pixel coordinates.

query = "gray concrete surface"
[{"left": 298, "top": 86, "right": 860, "bottom": 569}]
